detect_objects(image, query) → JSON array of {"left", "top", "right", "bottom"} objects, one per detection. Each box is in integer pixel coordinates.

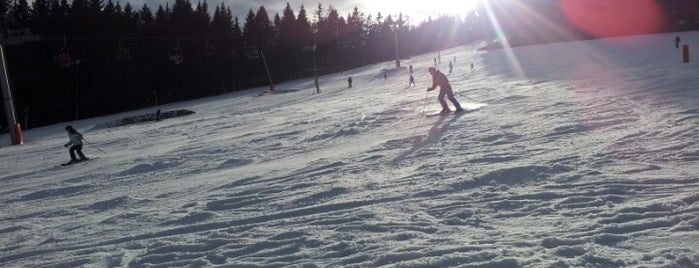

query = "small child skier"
[{"left": 64, "top": 125, "right": 88, "bottom": 164}]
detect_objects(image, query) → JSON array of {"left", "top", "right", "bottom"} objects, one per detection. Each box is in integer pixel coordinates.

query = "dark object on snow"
[
  {"left": 256, "top": 88, "right": 301, "bottom": 96},
  {"left": 93, "top": 109, "right": 195, "bottom": 129},
  {"left": 675, "top": 35, "right": 681, "bottom": 49}
]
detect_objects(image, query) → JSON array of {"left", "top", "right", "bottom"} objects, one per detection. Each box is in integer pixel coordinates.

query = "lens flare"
[
  {"left": 560, "top": 0, "right": 668, "bottom": 38},
  {"left": 482, "top": 0, "right": 524, "bottom": 76}
]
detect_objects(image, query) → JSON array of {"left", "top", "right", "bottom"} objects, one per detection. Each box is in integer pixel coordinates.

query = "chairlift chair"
[
  {"left": 203, "top": 45, "right": 216, "bottom": 56},
  {"left": 168, "top": 38, "right": 185, "bottom": 65},
  {"left": 115, "top": 47, "right": 131, "bottom": 61},
  {"left": 244, "top": 46, "right": 259, "bottom": 59},
  {"left": 202, "top": 39, "right": 216, "bottom": 56},
  {"left": 168, "top": 47, "right": 184, "bottom": 65},
  {"left": 55, "top": 47, "right": 73, "bottom": 67},
  {"left": 54, "top": 37, "right": 74, "bottom": 67},
  {"left": 114, "top": 40, "right": 131, "bottom": 61}
]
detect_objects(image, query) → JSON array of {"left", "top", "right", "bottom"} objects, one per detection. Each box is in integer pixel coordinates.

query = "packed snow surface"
[{"left": 1, "top": 32, "right": 698, "bottom": 267}]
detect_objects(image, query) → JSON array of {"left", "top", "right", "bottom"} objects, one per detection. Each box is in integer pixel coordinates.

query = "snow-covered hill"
[{"left": 1, "top": 32, "right": 698, "bottom": 267}]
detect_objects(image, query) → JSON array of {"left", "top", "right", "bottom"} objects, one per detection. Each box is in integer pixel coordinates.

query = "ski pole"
[
  {"left": 83, "top": 138, "right": 106, "bottom": 154},
  {"left": 410, "top": 90, "right": 429, "bottom": 139},
  {"left": 421, "top": 90, "right": 429, "bottom": 114},
  {"left": 456, "top": 87, "right": 478, "bottom": 103},
  {"left": 461, "top": 94, "right": 478, "bottom": 103}
]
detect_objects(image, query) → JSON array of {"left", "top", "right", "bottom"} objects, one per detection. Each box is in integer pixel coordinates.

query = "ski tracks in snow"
[{"left": 2, "top": 35, "right": 699, "bottom": 267}]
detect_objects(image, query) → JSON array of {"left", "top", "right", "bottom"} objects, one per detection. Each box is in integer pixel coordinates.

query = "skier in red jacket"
[{"left": 427, "top": 67, "right": 464, "bottom": 113}]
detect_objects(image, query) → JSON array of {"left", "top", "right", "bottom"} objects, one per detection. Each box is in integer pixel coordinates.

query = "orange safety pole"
[
  {"left": 13, "top": 123, "right": 23, "bottom": 144},
  {"left": 683, "top": 45, "right": 689, "bottom": 63}
]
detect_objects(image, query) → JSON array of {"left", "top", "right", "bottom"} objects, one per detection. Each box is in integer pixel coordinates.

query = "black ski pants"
[{"left": 69, "top": 144, "right": 86, "bottom": 160}]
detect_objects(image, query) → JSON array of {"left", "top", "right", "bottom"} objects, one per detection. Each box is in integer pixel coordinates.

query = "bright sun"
[{"left": 364, "top": 0, "right": 482, "bottom": 24}]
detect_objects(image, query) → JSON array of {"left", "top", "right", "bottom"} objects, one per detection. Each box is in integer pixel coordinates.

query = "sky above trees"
[{"left": 137, "top": 0, "right": 482, "bottom": 26}]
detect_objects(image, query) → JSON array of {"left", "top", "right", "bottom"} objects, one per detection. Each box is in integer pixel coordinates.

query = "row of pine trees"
[
  {"left": 1, "top": 0, "right": 480, "bottom": 128},
  {"left": 1, "top": 0, "right": 697, "bottom": 128}
]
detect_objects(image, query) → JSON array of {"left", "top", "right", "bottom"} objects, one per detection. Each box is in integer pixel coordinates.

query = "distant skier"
[
  {"left": 448, "top": 61, "right": 453, "bottom": 74},
  {"left": 63, "top": 125, "right": 88, "bottom": 164},
  {"left": 675, "top": 35, "right": 681, "bottom": 49},
  {"left": 384, "top": 71, "right": 387, "bottom": 80},
  {"left": 427, "top": 67, "right": 464, "bottom": 114},
  {"left": 409, "top": 65, "right": 413, "bottom": 74},
  {"left": 471, "top": 62, "right": 474, "bottom": 71},
  {"left": 347, "top": 76, "right": 353, "bottom": 88},
  {"left": 409, "top": 74, "right": 415, "bottom": 87}
]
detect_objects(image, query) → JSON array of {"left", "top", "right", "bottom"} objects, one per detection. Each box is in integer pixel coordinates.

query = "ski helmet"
[
  {"left": 65, "top": 125, "right": 73, "bottom": 131},
  {"left": 428, "top": 67, "right": 436, "bottom": 73}
]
